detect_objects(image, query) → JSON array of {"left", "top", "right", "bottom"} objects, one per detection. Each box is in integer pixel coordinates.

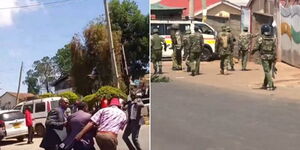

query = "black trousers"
[
  {"left": 122, "top": 120, "right": 142, "bottom": 150},
  {"left": 27, "top": 126, "right": 34, "bottom": 142}
]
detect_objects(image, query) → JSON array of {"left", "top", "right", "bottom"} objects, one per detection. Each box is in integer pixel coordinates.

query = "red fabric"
[
  {"left": 109, "top": 98, "right": 121, "bottom": 107},
  {"left": 100, "top": 98, "right": 108, "bottom": 109},
  {"left": 25, "top": 110, "right": 33, "bottom": 127},
  {"left": 159, "top": 0, "right": 221, "bottom": 16}
]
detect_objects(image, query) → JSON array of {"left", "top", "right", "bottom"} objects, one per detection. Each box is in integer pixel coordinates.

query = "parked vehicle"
[
  {"left": 0, "top": 110, "right": 27, "bottom": 141},
  {"left": 13, "top": 97, "right": 62, "bottom": 136},
  {"left": 151, "top": 20, "right": 217, "bottom": 61}
]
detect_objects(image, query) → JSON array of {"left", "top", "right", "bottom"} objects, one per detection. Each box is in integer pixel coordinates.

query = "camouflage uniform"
[
  {"left": 238, "top": 27, "right": 257, "bottom": 71},
  {"left": 151, "top": 28, "right": 166, "bottom": 74},
  {"left": 189, "top": 27, "right": 204, "bottom": 76},
  {"left": 251, "top": 25, "right": 276, "bottom": 90},
  {"left": 216, "top": 26, "right": 233, "bottom": 75},
  {"left": 226, "top": 26, "right": 236, "bottom": 71},
  {"left": 183, "top": 29, "right": 191, "bottom": 72},
  {"left": 170, "top": 24, "right": 183, "bottom": 70}
]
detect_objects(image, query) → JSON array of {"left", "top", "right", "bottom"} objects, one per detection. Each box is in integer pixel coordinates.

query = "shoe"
[
  {"left": 220, "top": 70, "right": 224, "bottom": 74},
  {"left": 27, "top": 141, "right": 33, "bottom": 144},
  {"left": 260, "top": 86, "right": 267, "bottom": 89},
  {"left": 224, "top": 70, "right": 228, "bottom": 75},
  {"left": 267, "top": 86, "right": 276, "bottom": 91},
  {"left": 191, "top": 71, "right": 195, "bottom": 76}
]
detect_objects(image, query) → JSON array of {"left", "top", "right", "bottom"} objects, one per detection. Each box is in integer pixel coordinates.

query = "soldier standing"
[
  {"left": 183, "top": 29, "right": 191, "bottom": 72},
  {"left": 251, "top": 24, "right": 276, "bottom": 90},
  {"left": 151, "top": 28, "right": 166, "bottom": 74},
  {"left": 226, "top": 26, "right": 236, "bottom": 71},
  {"left": 189, "top": 26, "right": 204, "bottom": 76},
  {"left": 170, "top": 24, "right": 183, "bottom": 70},
  {"left": 216, "top": 25, "right": 233, "bottom": 75},
  {"left": 238, "top": 27, "right": 257, "bottom": 71}
]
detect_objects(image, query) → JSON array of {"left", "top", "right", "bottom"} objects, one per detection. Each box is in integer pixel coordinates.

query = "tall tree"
[
  {"left": 109, "top": 0, "right": 149, "bottom": 79},
  {"left": 23, "top": 69, "right": 40, "bottom": 94},
  {"left": 52, "top": 44, "right": 72, "bottom": 77},
  {"left": 33, "top": 56, "right": 56, "bottom": 93}
]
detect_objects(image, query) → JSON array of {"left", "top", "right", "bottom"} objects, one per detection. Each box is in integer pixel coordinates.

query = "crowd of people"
[
  {"left": 151, "top": 23, "right": 277, "bottom": 91},
  {"left": 23, "top": 85, "right": 148, "bottom": 150}
]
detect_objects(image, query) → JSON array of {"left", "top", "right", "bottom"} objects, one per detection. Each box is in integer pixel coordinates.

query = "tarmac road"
[{"left": 152, "top": 80, "right": 300, "bottom": 150}]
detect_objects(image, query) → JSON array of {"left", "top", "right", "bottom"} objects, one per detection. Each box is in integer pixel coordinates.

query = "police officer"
[
  {"left": 151, "top": 28, "right": 166, "bottom": 74},
  {"left": 189, "top": 26, "right": 204, "bottom": 76},
  {"left": 216, "top": 25, "right": 233, "bottom": 75},
  {"left": 251, "top": 24, "right": 276, "bottom": 90},
  {"left": 170, "top": 24, "right": 183, "bottom": 70},
  {"left": 183, "top": 29, "right": 191, "bottom": 72},
  {"left": 238, "top": 27, "right": 257, "bottom": 71},
  {"left": 226, "top": 26, "right": 236, "bottom": 71}
]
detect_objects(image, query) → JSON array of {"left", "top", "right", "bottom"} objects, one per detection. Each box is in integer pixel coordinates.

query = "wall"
[
  {"left": 0, "top": 94, "right": 16, "bottom": 110},
  {"left": 208, "top": 3, "right": 241, "bottom": 16},
  {"left": 280, "top": 4, "right": 300, "bottom": 67}
]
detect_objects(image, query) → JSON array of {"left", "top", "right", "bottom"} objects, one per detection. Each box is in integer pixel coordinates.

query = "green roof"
[{"left": 151, "top": 2, "right": 185, "bottom": 10}]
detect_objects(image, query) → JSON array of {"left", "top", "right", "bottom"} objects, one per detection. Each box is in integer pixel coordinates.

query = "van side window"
[
  {"left": 35, "top": 103, "right": 45, "bottom": 113},
  {"left": 24, "top": 104, "right": 34, "bottom": 113}
]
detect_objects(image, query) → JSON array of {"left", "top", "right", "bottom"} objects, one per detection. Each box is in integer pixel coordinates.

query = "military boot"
[{"left": 158, "top": 68, "right": 163, "bottom": 74}]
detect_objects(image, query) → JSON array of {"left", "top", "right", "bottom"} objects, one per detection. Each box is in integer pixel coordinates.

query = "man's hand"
[{"left": 75, "top": 133, "right": 83, "bottom": 141}]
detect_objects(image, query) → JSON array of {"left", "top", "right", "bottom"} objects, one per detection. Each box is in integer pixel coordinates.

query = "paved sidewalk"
[{"left": 160, "top": 60, "right": 300, "bottom": 100}]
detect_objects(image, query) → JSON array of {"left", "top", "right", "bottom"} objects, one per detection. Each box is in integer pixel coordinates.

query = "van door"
[{"left": 34, "top": 102, "right": 47, "bottom": 127}]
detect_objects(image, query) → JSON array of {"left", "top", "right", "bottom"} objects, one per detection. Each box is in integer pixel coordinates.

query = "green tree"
[
  {"left": 109, "top": 0, "right": 149, "bottom": 78},
  {"left": 23, "top": 69, "right": 40, "bottom": 94},
  {"left": 33, "top": 56, "right": 57, "bottom": 93},
  {"left": 52, "top": 44, "right": 72, "bottom": 77}
]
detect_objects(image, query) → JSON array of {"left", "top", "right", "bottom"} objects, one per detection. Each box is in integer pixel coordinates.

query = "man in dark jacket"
[
  {"left": 123, "top": 93, "right": 145, "bottom": 150},
  {"left": 40, "top": 98, "right": 69, "bottom": 150}
]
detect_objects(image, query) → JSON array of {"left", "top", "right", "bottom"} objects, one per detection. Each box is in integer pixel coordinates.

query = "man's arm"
[{"left": 75, "top": 121, "right": 95, "bottom": 140}]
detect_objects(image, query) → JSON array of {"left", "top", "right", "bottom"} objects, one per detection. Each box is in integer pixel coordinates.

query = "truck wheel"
[
  {"left": 200, "top": 47, "right": 212, "bottom": 61},
  {"left": 35, "top": 124, "right": 45, "bottom": 137},
  {"left": 16, "top": 136, "right": 24, "bottom": 142}
]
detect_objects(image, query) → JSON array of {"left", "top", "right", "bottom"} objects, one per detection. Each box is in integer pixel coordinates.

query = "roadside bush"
[
  {"left": 58, "top": 91, "right": 79, "bottom": 104},
  {"left": 39, "top": 93, "right": 56, "bottom": 98}
]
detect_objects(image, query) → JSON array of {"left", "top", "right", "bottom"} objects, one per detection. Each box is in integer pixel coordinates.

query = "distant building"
[
  {"left": 0, "top": 92, "right": 35, "bottom": 110},
  {"left": 51, "top": 75, "right": 73, "bottom": 94}
]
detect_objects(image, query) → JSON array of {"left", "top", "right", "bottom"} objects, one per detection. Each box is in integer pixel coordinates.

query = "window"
[
  {"left": 195, "top": 24, "right": 214, "bottom": 35},
  {"left": 0, "top": 111, "right": 24, "bottom": 121},
  {"left": 151, "top": 24, "right": 172, "bottom": 35},
  {"left": 24, "top": 104, "right": 33, "bottom": 113},
  {"left": 35, "top": 103, "right": 45, "bottom": 113},
  {"left": 13, "top": 105, "right": 22, "bottom": 111}
]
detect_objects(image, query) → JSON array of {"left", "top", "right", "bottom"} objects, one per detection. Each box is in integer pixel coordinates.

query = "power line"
[{"left": 0, "top": 0, "right": 75, "bottom": 10}]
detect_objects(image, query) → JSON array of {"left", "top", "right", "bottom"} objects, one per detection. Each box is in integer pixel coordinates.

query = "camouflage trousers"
[
  {"left": 240, "top": 50, "right": 249, "bottom": 70},
  {"left": 220, "top": 54, "right": 230, "bottom": 72},
  {"left": 229, "top": 52, "right": 235, "bottom": 69},
  {"left": 261, "top": 59, "right": 274, "bottom": 88},
  {"left": 172, "top": 48, "right": 182, "bottom": 70},
  {"left": 189, "top": 52, "right": 201, "bottom": 75},
  {"left": 152, "top": 50, "right": 162, "bottom": 74}
]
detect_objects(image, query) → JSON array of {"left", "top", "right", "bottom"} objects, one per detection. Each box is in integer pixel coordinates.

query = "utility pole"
[
  {"left": 16, "top": 62, "right": 23, "bottom": 104},
  {"left": 202, "top": 0, "right": 207, "bottom": 22},
  {"left": 104, "top": 0, "right": 120, "bottom": 88},
  {"left": 189, "top": 0, "right": 195, "bottom": 20}
]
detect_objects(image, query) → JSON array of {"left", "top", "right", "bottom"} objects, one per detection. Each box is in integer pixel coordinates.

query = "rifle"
[{"left": 271, "top": 61, "right": 278, "bottom": 79}]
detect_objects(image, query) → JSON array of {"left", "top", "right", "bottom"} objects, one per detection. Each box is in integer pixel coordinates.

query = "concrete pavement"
[
  {"left": 160, "top": 60, "right": 300, "bottom": 100},
  {"left": 0, "top": 125, "right": 149, "bottom": 150}
]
